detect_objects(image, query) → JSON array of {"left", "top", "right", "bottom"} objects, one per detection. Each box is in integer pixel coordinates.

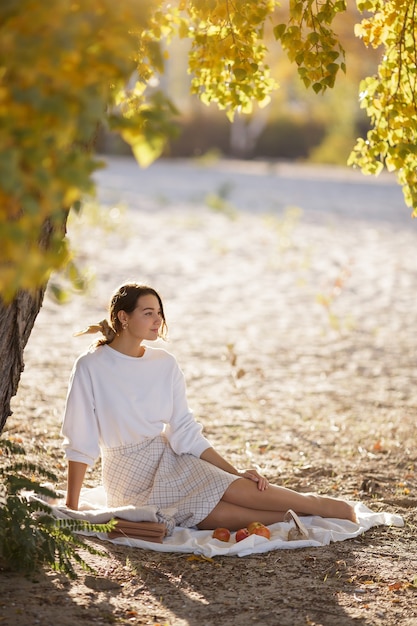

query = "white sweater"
[{"left": 61, "top": 344, "right": 211, "bottom": 466}]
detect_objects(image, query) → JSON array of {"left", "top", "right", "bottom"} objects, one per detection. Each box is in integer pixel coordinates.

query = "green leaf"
[
  {"left": 326, "top": 63, "right": 339, "bottom": 75},
  {"left": 273, "top": 23, "right": 286, "bottom": 40},
  {"left": 307, "top": 32, "right": 320, "bottom": 45},
  {"left": 234, "top": 67, "right": 247, "bottom": 81},
  {"left": 129, "top": 134, "right": 165, "bottom": 168}
]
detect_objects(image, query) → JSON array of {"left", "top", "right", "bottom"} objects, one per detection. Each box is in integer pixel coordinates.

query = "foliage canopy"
[{"left": 1, "top": 0, "right": 416, "bottom": 300}]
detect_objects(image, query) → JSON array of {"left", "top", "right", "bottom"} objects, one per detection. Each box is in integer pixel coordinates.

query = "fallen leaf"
[
  {"left": 187, "top": 555, "right": 215, "bottom": 563},
  {"left": 388, "top": 581, "right": 405, "bottom": 591}
]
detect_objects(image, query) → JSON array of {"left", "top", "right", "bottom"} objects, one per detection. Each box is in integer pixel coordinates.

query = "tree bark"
[
  {"left": 0, "top": 286, "right": 46, "bottom": 434},
  {"left": 0, "top": 214, "right": 67, "bottom": 435}
]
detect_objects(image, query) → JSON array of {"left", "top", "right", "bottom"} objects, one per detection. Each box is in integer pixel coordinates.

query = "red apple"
[
  {"left": 235, "top": 527, "right": 250, "bottom": 542},
  {"left": 250, "top": 524, "right": 271, "bottom": 540},
  {"left": 212, "top": 527, "right": 231, "bottom": 542},
  {"left": 247, "top": 521, "right": 264, "bottom": 534}
]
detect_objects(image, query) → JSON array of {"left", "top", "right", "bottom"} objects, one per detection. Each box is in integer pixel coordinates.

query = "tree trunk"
[
  {"left": 0, "top": 287, "right": 46, "bottom": 434},
  {"left": 229, "top": 111, "right": 268, "bottom": 159},
  {"left": 0, "top": 213, "right": 68, "bottom": 434}
]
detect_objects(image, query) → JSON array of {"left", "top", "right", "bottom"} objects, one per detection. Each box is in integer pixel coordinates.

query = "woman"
[{"left": 62, "top": 282, "right": 356, "bottom": 532}]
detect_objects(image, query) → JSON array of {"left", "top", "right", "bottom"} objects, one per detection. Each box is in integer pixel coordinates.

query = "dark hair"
[
  {"left": 111, "top": 283, "right": 166, "bottom": 334},
  {"left": 94, "top": 283, "right": 167, "bottom": 346},
  {"left": 75, "top": 283, "right": 168, "bottom": 346}
]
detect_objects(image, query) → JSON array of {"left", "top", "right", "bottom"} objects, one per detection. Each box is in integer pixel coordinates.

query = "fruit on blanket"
[
  {"left": 249, "top": 523, "right": 271, "bottom": 539},
  {"left": 212, "top": 527, "right": 231, "bottom": 542},
  {"left": 235, "top": 527, "right": 250, "bottom": 542},
  {"left": 247, "top": 521, "right": 264, "bottom": 534}
]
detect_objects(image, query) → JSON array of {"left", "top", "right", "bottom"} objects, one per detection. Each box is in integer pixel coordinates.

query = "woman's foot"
[{"left": 312, "top": 495, "right": 357, "bottom": 523}]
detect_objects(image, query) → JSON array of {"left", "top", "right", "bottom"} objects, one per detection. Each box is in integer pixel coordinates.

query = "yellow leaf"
[{"left": 186, "top": 555, "right": 215, "bottom": 563}]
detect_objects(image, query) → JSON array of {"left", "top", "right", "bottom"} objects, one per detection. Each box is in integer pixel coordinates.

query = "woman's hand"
[{"left": 238, "top": 468, "right": 269, "bottom": 491}]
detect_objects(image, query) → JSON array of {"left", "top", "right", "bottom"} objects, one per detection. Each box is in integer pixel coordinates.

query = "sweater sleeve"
[
  {"left": 164, "top": 360, "right": 212, "bottom": 457},
  {"left": 61, "top": 357, "right": 100, "bottom": 466}
]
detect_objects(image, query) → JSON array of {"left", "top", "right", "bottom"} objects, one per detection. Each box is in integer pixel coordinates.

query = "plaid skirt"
[{"left": 102, "top": 435, "right": 239, "bottom": 533}]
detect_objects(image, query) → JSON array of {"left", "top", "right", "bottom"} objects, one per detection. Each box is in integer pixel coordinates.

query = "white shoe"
[{"left": 284, "top": 509, "right": 309, "bottom": 540}]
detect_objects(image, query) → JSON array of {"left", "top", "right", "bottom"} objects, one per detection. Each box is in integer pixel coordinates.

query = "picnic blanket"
[{"left": 46, "top": 486, "right": 404, "bottom": 558}]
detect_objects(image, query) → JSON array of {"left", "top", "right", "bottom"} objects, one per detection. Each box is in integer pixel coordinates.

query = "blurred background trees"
[{"left": 98, "top": 4, "right": 380, "bottom": 164}]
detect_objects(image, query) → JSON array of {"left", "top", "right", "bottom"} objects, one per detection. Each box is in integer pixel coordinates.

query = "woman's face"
[{"left": 121, "top": 294, "right": 162, "bottom": 341}]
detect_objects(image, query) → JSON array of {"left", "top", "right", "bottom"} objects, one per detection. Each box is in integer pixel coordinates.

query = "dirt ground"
[{"left": 1, "top": 157, "right": 417, "bottom": 626}]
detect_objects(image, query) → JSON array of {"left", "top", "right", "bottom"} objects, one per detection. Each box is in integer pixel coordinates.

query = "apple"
[
  {"left": 212, "top": 527, "right": 231, "bottom": 542},
  {"left": 251, "top": 525, "right": 271, "bottom": 540},
  {"left": 248, "top": 521, "right": 271, "bottom": 540},
  {"left": 247, "top": 521, "right": 264, "bottom": 534},
  {"left": 235, "top": 527, "right": 250, "bottom": 542}
]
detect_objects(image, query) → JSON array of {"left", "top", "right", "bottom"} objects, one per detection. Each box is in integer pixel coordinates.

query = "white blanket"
[{"left": 47, "top": 486, "right": 404, "bottom": 557}]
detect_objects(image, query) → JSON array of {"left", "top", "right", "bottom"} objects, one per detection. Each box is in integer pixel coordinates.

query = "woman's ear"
[{"left": 117, "top": 310, "right": 128, "bottom": 325}]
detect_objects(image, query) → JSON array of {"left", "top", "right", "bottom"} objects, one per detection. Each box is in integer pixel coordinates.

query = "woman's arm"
[
  {"left": 200, "top": 447, "right": 269, "bottom": 491},
  {"left": 200, "top": 447, "right": 239, "bottom": 475},
  {"left": 65, "top": 460, "right": 88, "bottom": 510}
]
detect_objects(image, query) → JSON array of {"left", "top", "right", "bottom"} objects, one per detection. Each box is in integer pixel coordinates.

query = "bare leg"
[
  {"left": 197, "top": 499, "right": 288, "bottom": 530},
  {"left": 198, "top": 478, "right": 356, "bottom": 531}
]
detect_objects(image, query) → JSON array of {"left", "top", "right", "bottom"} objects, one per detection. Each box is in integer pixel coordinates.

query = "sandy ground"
[{"left": 1, "top": 156, "right": 417, "bottom": 626}]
